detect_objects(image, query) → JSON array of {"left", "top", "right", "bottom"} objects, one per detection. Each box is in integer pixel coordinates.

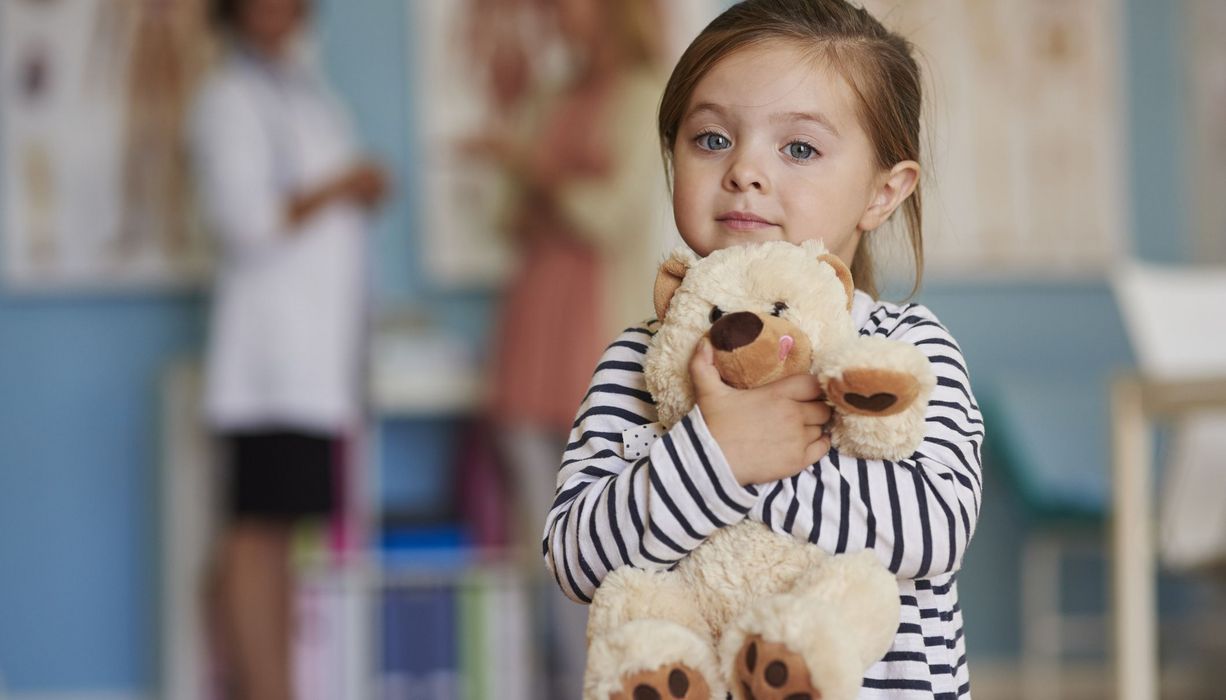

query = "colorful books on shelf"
[
  {"left": 457, "top": 570, "right": 534, "bottom": 700},
  {"left": 379, "top": 570, "right": 534, "bottom": 700},
  {"left": 381, "top": 584, "right": 458, "bottom": 699},
  {"left": 294, "top": 566, "right": 365, "bottom": 700}
]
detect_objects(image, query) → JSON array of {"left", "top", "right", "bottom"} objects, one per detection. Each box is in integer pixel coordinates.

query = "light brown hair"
[{"left": 658, "top": 0, "right": 924, "bottom": 298}]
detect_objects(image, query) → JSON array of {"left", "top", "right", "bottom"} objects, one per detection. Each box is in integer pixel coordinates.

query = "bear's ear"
[
  {"left": 653, "top": 252, "right": 691, "bottom": 321},
  {"left": 818, "top": 253, "right": 855, "bottom": 311}
]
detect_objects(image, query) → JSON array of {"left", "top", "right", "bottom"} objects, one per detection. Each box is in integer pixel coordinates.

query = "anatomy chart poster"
[
  {"left": 863, "top": 0, "right": 1127, "bottom": 278},
  {"left": 2, "top": 0, "right": 212, "bottom": 290}
]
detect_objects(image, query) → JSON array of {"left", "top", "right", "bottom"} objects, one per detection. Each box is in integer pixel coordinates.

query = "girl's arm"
[
  {"left": 758, "top": 303, "right": 984, "bottom": 581},
  {"left": 542, "top": 325, "right": 761, "bottom": 604}
]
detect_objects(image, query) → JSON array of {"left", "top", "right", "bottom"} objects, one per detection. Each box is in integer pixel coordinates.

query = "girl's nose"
[{"left": 723, "top": 153, "right": 769, "bottom": 193}]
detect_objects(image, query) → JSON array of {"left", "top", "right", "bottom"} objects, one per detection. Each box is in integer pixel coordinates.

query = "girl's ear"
[
  {"left": 653, "top": 248, "right": 695, "bottom": 321},
  {"left": 859, "top": 160, "right": 920, "bottom": 232}
]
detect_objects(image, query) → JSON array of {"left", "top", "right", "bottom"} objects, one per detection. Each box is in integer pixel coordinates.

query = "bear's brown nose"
[{"left": 710, "top": 311, "right": 763, "bottom": 351}]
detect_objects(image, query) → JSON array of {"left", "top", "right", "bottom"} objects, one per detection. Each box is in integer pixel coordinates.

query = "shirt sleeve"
[
  {"left": 754, "top": 303, "right": 985, "bottom": 580},
  {"left": 189, "top": 78, "right": 288, "bottom": 261},
  {"left": 542, "top": 326, "right": 760, "bottom": 604}
]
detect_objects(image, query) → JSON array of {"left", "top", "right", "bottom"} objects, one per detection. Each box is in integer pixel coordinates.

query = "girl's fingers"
[
  {"left": 771, "top": 373, "right": 824, "bottom": 402},
  {"left": 803, "top": 435, "right": 832, "bottom": 466},
  {"left": 689, "top": 337, "right": 733, "bottom": 399},
  {"left": 799, "top": 401, "right": 834, "bottom": 426}
]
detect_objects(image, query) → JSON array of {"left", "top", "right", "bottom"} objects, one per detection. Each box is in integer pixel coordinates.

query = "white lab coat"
[{"left": 190, "top": 43, "right": 367, "bottom": 433}]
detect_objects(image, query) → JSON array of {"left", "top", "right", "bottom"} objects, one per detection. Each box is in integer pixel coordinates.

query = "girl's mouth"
[{"left": 716, "top": 211, "right": 776, "bottom": 230}]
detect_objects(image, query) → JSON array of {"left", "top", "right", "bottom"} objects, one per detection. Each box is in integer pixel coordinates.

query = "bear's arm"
[{"left": 542, "top": 325, "right": 760, "bottom": 604}]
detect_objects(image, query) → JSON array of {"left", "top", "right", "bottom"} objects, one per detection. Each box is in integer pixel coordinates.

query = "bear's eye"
[
  {"left": 770, "top": 301, "right": 788, "bottom": 317},
  {"left": 709, "top": 306, "right": 724, "bottom": 324}
]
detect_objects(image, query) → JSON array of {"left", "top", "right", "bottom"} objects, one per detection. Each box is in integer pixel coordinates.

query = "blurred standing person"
[
  {"left": 189, "top": 1, "right": 387, "bottom": 699},
  {"left": 462, "top": 0, "right": 670, "bottom": 695}
]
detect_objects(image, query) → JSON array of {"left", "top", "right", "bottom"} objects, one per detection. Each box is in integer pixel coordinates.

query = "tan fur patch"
[
  {"left": 827, "top": 368, "right": 920, "bottom": 417},
  {"left": 818, "top": 253, "right": 855, "bottom": 311}
]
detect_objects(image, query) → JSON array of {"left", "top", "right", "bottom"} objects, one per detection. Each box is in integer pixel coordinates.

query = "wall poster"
[
  {"left": 1, "top": 0, "right": 213, "bottom": 290},
  {"left": 863, "top": 0, "right": 1128, "bottom": 279}
]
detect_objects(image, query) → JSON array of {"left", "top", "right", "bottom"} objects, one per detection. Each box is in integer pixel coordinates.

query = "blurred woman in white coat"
[{"left": 190, "top": 0, "right": 387, "bottom": 697}]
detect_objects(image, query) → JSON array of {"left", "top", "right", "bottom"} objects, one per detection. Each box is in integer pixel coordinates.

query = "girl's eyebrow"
[
  {"left": 771, "top": 111, "right": 841, "bottom": 138},
  {"left": 684, "top": 103, "right": 841, "bottom": 139},
  {"left": 684, "top": 102, "right": 726, "bottom": 121}
]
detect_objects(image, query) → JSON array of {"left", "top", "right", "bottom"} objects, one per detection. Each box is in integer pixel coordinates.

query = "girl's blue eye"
[
  {"left": 786, "top": 141, "right": 817, "bottom": 160},
  {"left": 697, "top": 132, "right": 731, "bottom": 151}
]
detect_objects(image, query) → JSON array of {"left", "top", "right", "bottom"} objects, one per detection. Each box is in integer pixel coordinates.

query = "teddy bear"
[{"left": 584, "top": 240, "right": 937, "bottom": 700}]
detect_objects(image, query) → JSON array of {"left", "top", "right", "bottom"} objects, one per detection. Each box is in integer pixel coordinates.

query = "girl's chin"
[
  {"left": 724, "top": 229, "right": 782, "bottom": 246},
  {"left": 686, "top": 231, "right": 785, "bottom": 256}
]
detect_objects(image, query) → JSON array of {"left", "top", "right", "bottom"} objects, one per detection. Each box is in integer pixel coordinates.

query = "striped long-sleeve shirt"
[{"left": 543, "top": 290, "right": 984, "bottom": 699}]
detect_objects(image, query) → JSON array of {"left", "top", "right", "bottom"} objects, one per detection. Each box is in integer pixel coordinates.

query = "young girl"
[{"left": 543, "top": 0, "right": 984, "bottom": 698}]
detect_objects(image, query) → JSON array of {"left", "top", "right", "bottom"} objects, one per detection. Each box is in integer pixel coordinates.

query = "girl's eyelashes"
[
  {"left": 692, "top": 131, "right": 820, "bottom": 161},
  {"left": 770, "top": 301, "right": 788, "bottom": 317},
  {"left": 784, "top": 140, "right": 819, "bottom": 161},
  {"left": 695, "top": 130, "right": 731, "bottom": 152},
  {"left": 691, "top": 128, "right": 823, "bottom": 161}
]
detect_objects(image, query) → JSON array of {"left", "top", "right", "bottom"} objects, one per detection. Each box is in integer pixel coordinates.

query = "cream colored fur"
[{"left": 585, "top": 240, "right": 931, "bottom": 700}]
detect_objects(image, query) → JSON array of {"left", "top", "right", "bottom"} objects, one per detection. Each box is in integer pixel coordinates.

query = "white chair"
[{"left": 1109, "top": 261, "right": 1226, "bottom": 700}]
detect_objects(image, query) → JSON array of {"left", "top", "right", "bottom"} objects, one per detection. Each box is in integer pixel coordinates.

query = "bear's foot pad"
[
  {"left": 609, "top": 663, "right": 711, "bottom": 700},
  {"left": 735, "top": 635, "right": 820, "bottom": 700},
  {"left": 828, "top": 368, "right": 918, "bottom": 417}
]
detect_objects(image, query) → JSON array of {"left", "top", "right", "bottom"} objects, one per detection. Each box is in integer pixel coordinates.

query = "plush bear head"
[{"left": 644, "top": 240, "right": 934, "bottom": 461}]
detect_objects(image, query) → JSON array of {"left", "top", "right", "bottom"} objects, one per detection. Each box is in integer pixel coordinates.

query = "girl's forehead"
[{"left": 684, "top": 42, "right": 858, "bottom": 122}]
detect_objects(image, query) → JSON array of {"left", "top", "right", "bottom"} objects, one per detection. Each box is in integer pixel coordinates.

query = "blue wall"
[
  {"left": 0, "top": 0, "right": 1191, "bottom": 693},
  {"left": 0, "top": 296, "right": 203, "bottom": 689}
]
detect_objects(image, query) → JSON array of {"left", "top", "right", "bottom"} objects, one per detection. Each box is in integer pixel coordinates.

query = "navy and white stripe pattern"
[{"left": 543, "top": 291, "right": 984, "bottom": 698}]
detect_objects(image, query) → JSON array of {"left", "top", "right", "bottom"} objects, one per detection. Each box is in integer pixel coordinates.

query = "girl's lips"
[{"left": 716, "top": 212, "right": 776, "bottom": 230}]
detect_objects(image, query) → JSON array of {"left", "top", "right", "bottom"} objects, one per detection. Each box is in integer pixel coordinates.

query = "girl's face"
[{"left": 671, "top": 41, "right": 917, "bottom": 263}]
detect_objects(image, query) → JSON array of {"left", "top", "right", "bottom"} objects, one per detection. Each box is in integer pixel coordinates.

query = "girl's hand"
[{"left": 689, "top": 337, "right": 832, "bottom": 486}]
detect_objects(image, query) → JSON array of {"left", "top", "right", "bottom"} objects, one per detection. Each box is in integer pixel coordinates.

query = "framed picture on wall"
[
  {"left": 1, "top": 0, "right": 213, "bottom": 291},
  {"left": 863, "top": 0, "right": 1129, "bottom": 279},
  {"left": 405, "top": 0, "right": 723, "bottom": 290}
]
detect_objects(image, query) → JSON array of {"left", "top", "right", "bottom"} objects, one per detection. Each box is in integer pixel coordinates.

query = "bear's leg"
[
  {"left": 586, "top": 567, "right": 723, "bottom": 700},
  {"left": 720, "top": 551, "right": 900, "bottom": 700}
]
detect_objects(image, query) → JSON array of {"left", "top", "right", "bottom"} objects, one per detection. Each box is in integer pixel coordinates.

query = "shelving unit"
[{"left": 158, "top": 328, "right": 537, "bottom": 699}]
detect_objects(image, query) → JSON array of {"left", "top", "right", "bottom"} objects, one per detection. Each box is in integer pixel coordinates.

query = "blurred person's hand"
[
  {"left": 286, "top": 160, "right": 390, "bottom": 227},
  {"left": 454, "top": 123, "right": 516, "bottom": 166},
  {"left": 342, "top": 160, "right": 390, "bottom": 208}
]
